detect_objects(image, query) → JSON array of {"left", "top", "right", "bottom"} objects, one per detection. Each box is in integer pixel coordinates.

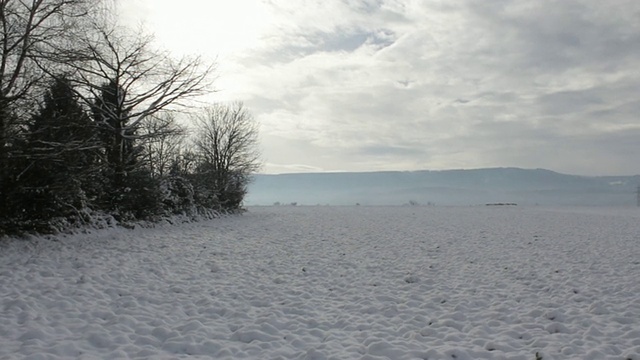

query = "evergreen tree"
[
  {"left": 93, "top": 80, "right": 135, "bottom": 189},
  {"left": 18, "top": 77, "right": 98, "bottom": 222},
  {"left": 0, "top": 0, "right": 92, "bottom": 229},
  {"left": 0, "top": 107, "right": 28, "bottom": 232},
  {"left": 92, "top": 81, "right": 162, "bottom": 220}
]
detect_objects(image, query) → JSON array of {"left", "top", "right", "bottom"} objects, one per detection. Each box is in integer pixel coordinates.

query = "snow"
[{"left": 1, "top": 205, "right": 639, "bottom": 359}]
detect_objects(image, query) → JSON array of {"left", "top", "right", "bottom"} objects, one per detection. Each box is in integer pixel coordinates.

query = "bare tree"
[
  {"left": 139, "top": 112, "right": 186, "bottom": 178},
  {"left": 0, "top": 0, "right": 91, "bottom": 104},
  {"left": 60, "top": 20, "right": 214, "bottom": 197},
  {"left": 69, "top": 22, "right": 214, "bottom": 126},
  {"left": 192, "top": 102, "right": 261, "bottom": 210}
]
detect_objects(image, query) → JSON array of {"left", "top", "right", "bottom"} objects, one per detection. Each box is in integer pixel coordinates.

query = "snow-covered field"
[{"left": 1, "top": 206, "right": 639, "bottom": 360}]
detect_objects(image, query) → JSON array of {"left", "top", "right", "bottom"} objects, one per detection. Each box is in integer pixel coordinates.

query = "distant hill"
[{"left": 245, "top": 168, "right": 640, "bottom": 206}]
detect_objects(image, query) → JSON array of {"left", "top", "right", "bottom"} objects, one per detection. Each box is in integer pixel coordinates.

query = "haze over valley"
[{"left": 247, "top": 168, "right": 640, "bottom": 206}]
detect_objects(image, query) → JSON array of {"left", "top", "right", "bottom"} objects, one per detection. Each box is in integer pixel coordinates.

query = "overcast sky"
[{"left": 120, "top": 0, "right": 640, "bottom": 176}]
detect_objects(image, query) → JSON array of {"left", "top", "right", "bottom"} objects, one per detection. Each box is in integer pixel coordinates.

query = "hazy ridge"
[{"left": 246, "top": 167, "right": 640, "bottom": 206}]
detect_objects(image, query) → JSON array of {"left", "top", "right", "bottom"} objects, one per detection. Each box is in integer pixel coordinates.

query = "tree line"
[{"left": 0, "top": 0, "right": 260, "bottom": 235}]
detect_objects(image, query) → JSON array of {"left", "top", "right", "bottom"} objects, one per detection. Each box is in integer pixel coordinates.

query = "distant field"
[{"left": 1, "top": 206, "right": 639, "bottom": 359}]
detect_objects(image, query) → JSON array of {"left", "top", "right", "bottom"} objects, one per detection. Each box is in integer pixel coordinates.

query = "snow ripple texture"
[{"left": 1, "top": 206, "right": 640, "bottom": 360}]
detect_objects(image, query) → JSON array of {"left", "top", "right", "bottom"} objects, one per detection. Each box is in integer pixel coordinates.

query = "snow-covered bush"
[{"left": 160, "top": 175, "right": 196, "bottom": 216}]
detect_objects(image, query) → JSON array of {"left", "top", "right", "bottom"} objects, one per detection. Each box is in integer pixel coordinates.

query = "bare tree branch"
[{"left": 64, "top": 20, "right": 215, "bottom": 132}]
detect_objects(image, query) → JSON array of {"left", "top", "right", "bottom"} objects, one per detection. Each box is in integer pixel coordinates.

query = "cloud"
[{"left": 127, "top": 0, "right": 640, "bottom": 175}]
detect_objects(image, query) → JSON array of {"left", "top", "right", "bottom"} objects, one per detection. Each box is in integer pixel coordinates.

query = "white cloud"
[{"left": 122, "top": 0, "right": 640, "bottom": 175}]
